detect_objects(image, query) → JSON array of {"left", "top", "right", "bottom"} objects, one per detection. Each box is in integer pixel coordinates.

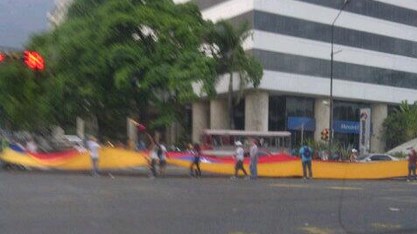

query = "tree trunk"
[{"left": 228, "top": 72, "right": 235, "bottom": 129}]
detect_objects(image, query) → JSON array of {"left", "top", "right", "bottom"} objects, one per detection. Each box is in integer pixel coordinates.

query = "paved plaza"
[{"left": 1, "top": 167, "right": 416, "bottom": 234}]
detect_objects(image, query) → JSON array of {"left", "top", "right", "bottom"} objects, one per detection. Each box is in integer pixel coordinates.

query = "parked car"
[
  {"left": 357, "top": 153, "right": 399, "bottom": 162},
  {"left": 63, "top": 135, "right": 86, "bottom": 152}
]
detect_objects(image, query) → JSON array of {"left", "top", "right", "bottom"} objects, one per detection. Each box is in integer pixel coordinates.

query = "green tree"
[
  {"left": 0, "top": 61, "right": 49, "bottom": 130},
  {"left": 29, "top": 0, "right": 215, "bottom": 138},
  {"left": 207, "top": 20, "right": 263, "bottom": 129},
  {"left": 383, "top": 101, "right": 417, "bottom": 149},
  {"left": 0, "top": 34, "right": 54, "bottom": 130},
  {"left": 0, "top": 0, "right": 218, "bottom": 140}
]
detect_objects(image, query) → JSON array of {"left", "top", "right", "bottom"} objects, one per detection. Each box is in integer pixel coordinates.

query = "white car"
[
  {"left": 63, "top": 135, "right": 86, "bottom": 152},
  {"left": 357, "top": 154, "right": 399, "bottom": 162}
]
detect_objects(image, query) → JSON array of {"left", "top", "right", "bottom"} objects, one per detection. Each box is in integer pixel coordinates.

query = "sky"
[{"left": 0, "top": 0, "right": 56, "bottom": 49}]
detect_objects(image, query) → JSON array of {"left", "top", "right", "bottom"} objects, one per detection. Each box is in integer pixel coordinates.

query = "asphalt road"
[{"left": 1, "top": 167, "right": 417, "bottom": 234}]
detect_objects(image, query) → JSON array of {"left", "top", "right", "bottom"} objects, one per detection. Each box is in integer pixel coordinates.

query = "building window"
[
  {"left": 333, "top": 100, "right": 369, "bottom": 149},
  {"left": 233, "top": 100, "right": 245, "bottom": 130},
  {"left": 269, "top": 96, "right": 286, "bottom": 131},
  {"left": 269, "top": 96, "right": 315, "bottom": 147},
  {"left": 286, "top": 96, "right": 314, "bottom": 118}
]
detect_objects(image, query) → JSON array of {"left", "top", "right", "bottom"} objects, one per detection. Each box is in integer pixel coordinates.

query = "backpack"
[{"left": 303, "top": 146, "right": 311, "bottom": 159}]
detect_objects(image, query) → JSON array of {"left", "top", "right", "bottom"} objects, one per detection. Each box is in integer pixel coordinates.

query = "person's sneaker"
[
  {"left": 230, "top": 176, "right": 237, "bottom": 180},
  {"left": 407, "top": 179, "right": 410, "bottom": 182}
]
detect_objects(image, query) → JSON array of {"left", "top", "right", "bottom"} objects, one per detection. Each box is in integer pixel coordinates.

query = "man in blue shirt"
[{"left": 299, "top": 145, "right": 313, "bottom": 179}]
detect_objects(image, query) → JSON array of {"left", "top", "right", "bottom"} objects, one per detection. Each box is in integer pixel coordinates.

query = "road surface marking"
[
  {"left": 300, "top": 227, "right": 333, "bottom": 234},
  {"left": 382, "top": 196, "right": 417, "bottom": 204},
  {"left": 371, "top": 223, "right": 401, "bottom": 230},
  {"left": 270, "top": 183, "right": 310, "bottom": 188},
  {"left": 328, "top": 186, "right": 362, "bottom": 190}
]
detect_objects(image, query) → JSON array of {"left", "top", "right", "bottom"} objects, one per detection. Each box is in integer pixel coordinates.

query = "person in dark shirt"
[
  {"left": 407, "top": 148, "right": 417, "bottom": 181},
  {"left": 189, "top": 143, "right": 201, "bottom": 177}
]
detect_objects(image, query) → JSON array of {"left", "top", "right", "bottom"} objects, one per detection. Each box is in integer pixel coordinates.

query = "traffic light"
[
  {"left": 321, "top": 128, "right": 329, "bottom": 141},
  {"left": 23, "top": 50, "right": 45, "bottom": 71},
  {"left": 0, "top": 53, "right": 5, "bottom": 63}
]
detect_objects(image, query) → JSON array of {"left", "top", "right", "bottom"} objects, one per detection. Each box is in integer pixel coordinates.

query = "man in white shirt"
[
  {"left": 158, "top": 143, "right": 167, "bottom": 176},
  {"left": 232, "top": 141, "right": 248, "bottom": 179},
  {"left": 87, "top": 136, "right": 101, "bottom": 176},
  {"left": 149, "top": 144, "right": 159, "bottom": 178}
]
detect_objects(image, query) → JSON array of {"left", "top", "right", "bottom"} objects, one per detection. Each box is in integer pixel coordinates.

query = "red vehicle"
[
  {"left": 200, "top": 129, "right": 292, "bottom": 156},
  {"left": 168, "top": 129, "right": 295, "bottom": 164}
]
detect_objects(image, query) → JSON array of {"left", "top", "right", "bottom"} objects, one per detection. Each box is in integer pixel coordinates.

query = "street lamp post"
[{"left": 329, "top": 0, "right": 350, "bottom": 155}]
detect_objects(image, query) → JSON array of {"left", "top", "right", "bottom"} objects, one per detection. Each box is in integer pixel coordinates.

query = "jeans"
[
  {"left": 250, "top": 157, "right": 258, "bottom": 179},
  {"left": 150, "top": 159, "right": 158, "bottom": 177},
  {"left": 302, "top": 160, "right": 312, "bottom": 178},
  {"left": 408, "top": 164, "right": 416, "bottom": 180},
  {"left": 91, "top": 158, "right": 99, "bottom": 175}
]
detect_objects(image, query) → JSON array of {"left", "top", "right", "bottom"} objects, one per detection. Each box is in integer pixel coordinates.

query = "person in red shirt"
[{"left": 407, "top": 148, "right": 417, "bottom": 181}]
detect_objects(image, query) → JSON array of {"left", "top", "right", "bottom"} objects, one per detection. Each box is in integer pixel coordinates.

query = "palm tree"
[
  {"left": 208, "top": 20, "right": 263, "bottom": 129},
  {"left": 384, "top": 100, "right": 417, "bottom": 149}
]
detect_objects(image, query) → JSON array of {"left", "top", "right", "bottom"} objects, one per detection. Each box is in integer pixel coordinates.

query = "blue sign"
[
  {"left": 287, "top": 117, "right": 315, "bottom": 131},
  {"left": 333, "top": 120, "right": 360, "bottom": 134}
]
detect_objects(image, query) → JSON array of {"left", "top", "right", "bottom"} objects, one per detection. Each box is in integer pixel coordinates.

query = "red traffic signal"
[
  {"left": 0, "top": 53, "right": 5, "bottom": 63},
  {"left": 23, "top": 50, "right": 45, "bottom": 71},
  {"left": 321, "top": 128, "right": 329, "bottom": 141}
]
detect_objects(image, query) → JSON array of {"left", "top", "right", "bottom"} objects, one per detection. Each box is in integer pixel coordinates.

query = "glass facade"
[
  {"left": 333, "top": 101, "right": 369, "bottom": 149},
  {"left": 298, "top": 0, "right": 417, "bottom": 27},
  {"left": 252, "top": 49, "right": 417, "bottom": 89},
  {"left": 269, "top": 96, "right": 286, "bottom": 131},
  {"left": 268, "top": 97, "right": 372, "bottom": 148},
  {"left": 286, "top": 97, "right": 315, "bottom": 118},
  {"left": 198, "top": 0, "right": 417, "bottom": 29},
  {"left": 253, "top": 11, "right": 417, "bottom": 58},
  {"left": 233, "top": 100, "right": 245, "bottom": 130},
  {"left": 193, "top": 0, "right": 228, "bottom": 10},
  {"left": 269, "top": 96, "right": 314, "bottom": 147}
]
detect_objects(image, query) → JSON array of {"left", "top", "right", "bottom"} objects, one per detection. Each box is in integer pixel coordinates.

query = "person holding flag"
[{"left": 129, "top": 119, "right": 158, "bottom": 178}]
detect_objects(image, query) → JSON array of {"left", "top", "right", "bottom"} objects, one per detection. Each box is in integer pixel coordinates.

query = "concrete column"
[
  {"left": 127, "top": 118, "right": 138, "bottom": 150},
  {"left": 371, "top": 103, "right": 388, "bottom": 153},
  {"left": 164, "top": 122, "right": 184, "bottom": 145},
  {"left": 314, "top": 98, "right": 330, "bottom": 142},
  {"left": 245, "top": 91, "right": 268, "bottom": 131},
  {"left": 76, "top": 117, "right": 85, "bottom": 139},
  {"left": 192, "top": 101, "right": 209, "bottom": 143},
  {"left": 210, "top": 99, "right": 229, "bottom": 129}
]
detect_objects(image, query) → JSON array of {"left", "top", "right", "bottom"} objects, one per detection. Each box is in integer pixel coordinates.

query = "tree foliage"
[
  {"left": 0, "top": 0, "right": 265, "bottom": 139},
  {"left": 0, "top": 0, "right": 218, "bottom": 139},
  {"left": 207, "top": 20, "right": 263, "bottom": 129},
  {"left": 383, "top": 101, "right": 417, "bottom": 150}
]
